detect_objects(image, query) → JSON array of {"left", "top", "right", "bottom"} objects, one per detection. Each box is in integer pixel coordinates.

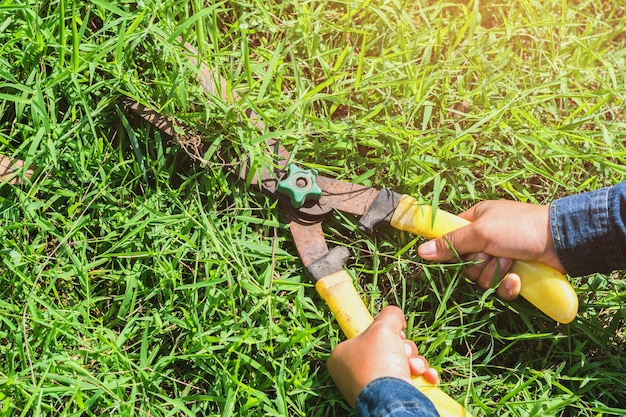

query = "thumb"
[
  {"left": 368, "top": 306, "right": 405, "bottom": 334},
  {"left": 417, "top": 225, "right": 477, "bottom": 262}
]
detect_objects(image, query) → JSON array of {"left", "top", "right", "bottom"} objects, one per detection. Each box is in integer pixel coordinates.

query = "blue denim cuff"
[
  {"left": 354, "top": 377, "right": 440, "bottom": 417},
  {"left": 550, "top": 182, "right": 626, "bottom": 277}
]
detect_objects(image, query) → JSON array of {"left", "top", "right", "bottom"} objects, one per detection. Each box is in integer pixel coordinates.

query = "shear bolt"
[
  {"left": 277, "top": 164, "right": 323, "bottom": 208},
  {"left": 296, "top": 177, "right": 308, "bottom": 188}
]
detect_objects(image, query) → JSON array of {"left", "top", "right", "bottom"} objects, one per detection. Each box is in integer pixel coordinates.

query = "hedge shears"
[{"left": 123, "top": 43, "right": 578, "bottom": 416}]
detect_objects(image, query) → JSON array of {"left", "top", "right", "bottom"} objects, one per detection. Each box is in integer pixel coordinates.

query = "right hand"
[{"left": 417, "top": 200, "right": 565, "bottom": 300}]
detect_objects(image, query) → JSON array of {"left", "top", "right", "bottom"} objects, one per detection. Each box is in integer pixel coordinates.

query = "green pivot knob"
[{"left": 277, "top": 164, "right": 323, "bottom": 208}]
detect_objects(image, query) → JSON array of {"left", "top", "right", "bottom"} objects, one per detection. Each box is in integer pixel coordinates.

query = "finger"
[
  {"left": 422, "top": 367, "right": 440, "bottom": 386},
  {"left": 462, "top": 252, "right": 492, "bottom": 282},
  {"left": 371, "top": 305, "right": 405, "bottom": 334},
  {"left": 496, "top": 273, "right": 521, "bottom": 301},
  {"left": 409, "top": 356, "right": 440, "bottom": 386},
  {"left": 408, "top": 355, "right": 428, "bottom": 376},
  {"left": 403, "top": 340, "right": 419, "bottom": 357},
  {"left": 463, "top": 254, "right": 520, "bottom": 300},
  {"left": 474, "top": 257, "right": 513, "bottom": 291},
  {"left": 417, "top": 224, "right": 484, "bottom": 262}
]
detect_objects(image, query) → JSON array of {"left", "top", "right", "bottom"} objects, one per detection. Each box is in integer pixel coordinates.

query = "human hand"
[
  {"left": 326, "top": 306, "right": 440, "bottom": 407},
  {"left": 417, "top": 200, "right": 565, "bottom": 300}
]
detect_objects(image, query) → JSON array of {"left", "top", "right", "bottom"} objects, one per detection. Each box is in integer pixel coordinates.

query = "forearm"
[
  {"left": 354, "top": 377, "right": 440, "bottom": 417},
  {"left": 550, "top": 181, "right": 626, "bottom": 276}
]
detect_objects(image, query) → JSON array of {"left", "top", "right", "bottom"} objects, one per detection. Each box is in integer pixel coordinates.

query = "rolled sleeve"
[
  {"left": 550, "top": 181, "right": 626, "bottom": 277},
  {"left": 354, "top": 377, "right": 440, "bottom": 417}
]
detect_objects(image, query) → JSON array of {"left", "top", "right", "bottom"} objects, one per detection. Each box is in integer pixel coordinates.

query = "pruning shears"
[{"left": 124, "top": 43, "right": 578, "bottom": 416}]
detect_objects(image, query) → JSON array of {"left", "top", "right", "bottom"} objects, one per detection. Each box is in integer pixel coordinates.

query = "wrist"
[{"left": 354, "top": 377, "right": 439, "bottom": 417}]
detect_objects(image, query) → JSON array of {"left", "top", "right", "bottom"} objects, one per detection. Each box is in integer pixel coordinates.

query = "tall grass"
[{"left": 0, "top": 0, "right": 625, "bottom": 416}]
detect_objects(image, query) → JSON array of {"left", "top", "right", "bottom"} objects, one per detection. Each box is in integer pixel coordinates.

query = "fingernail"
[
  {"left": 409, "top": 356, "right": 427, "bottom": 373},
  {"left": 503, "top": 277, "right": 515, "bottom": 290},
  {"left": 419, "top": 241, "right": 436, "bottom": 258},
  {"left": 425, "top": 368, "right": 440, "bottom": 386},
  {"left": 404, "top": 344, "right": 412, "bottom": 356},
  {"left": 400, "top": 330, "right": 406, "bottom": 340}
]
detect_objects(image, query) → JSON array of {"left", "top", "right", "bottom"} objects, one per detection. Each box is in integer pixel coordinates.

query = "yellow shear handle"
[
  {"left": 316, "top": 270, "right": 472, "bottom": 417},
  {"left": 389, "top": 195, "right": 578, "bottom": 324}
]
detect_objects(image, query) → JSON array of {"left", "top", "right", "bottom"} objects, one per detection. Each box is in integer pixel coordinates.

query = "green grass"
[{"left": 1, "top": 0, "right": 625, "bottom": 415}]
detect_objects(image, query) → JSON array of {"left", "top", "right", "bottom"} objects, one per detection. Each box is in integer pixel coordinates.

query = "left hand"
[{"left": 326, "top": 306, "right": 440, "bottom": 407}]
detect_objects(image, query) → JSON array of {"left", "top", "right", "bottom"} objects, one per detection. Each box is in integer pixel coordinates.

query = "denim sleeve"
[
  {"left": 354, "top": 377, "right": 440, "bottom": 417},
  {"left": 549, "top": 181, "right": 626, "bottom": 277}
]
